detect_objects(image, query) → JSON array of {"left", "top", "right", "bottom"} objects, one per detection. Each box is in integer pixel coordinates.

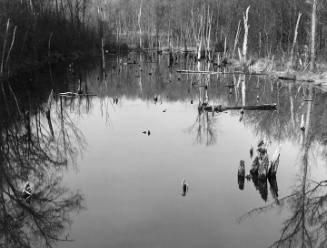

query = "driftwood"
[{"left": 199, "top": 103, "right": 277, "bottom": 113}]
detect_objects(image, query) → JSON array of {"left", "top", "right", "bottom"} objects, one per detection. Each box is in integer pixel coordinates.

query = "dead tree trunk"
[
  {"left": 0, "top": 19, "right": 10, "bottom": 75},
  {"left": 242, "top": 6, "right": 250, "bottom": 63},
  {"left": 97, "top": 7, "right": 105, "bottom": 71},
  {"left": 310, "top": 0, "right": 317, "bottom": 72},
  {"left": 233, "top": 20, "right": 241, "bottom": 58},
  {"left": 138, "top": 0, "right": 143, "bottom": 50},
  {"left": 290, "top": 13, "right": 302, "bottom": 66}
]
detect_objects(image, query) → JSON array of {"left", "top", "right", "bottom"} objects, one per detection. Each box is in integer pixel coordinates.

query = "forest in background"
[
  {"left": 108, "top": 0, "right": 327, "bottom": 55},
  {"left": 0, "top": 0, "right": 327, "bottom": 78}
]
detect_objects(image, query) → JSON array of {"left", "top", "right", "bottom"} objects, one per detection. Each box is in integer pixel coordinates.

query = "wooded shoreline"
[{"left": 0, "top": 0, "right": 326, "bottom": 84}]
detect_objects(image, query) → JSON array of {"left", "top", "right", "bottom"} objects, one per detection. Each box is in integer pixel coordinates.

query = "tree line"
[
  {"left": 108, "top": 0, "right": 327, "bottom": 55},
  {"left": 0, "top": 0, "right": 327, "bottom": 77}
]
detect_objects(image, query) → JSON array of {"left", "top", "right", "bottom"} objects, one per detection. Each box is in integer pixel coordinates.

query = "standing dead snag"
[
  {"left": 310, "top": 0, "right": 317, "bottom": 72},
  {"left": 138, "top": 0, "right": 143, "bottom": 50},
  {"left": 97, "top": 6, "right": 105, "bottom": 71},
  {"left": 290, "top": 13, "right": 302, "bottom": 67},
  {"left": 205, "top": 5, "right": 212, "bottom": 61},
  {"left": 0, "top": 19, "right": 11, "bottom": 75},
  {"left": 241, "top": 6, "right": 250, "bottom": 64},
  {"left": 233, "top": 20, "right": 241, "bottom": 58}
]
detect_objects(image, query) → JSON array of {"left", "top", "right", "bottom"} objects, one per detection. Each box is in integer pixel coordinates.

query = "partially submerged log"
[
  {"left": 176, "top": 69, "right": 266, "bottom": 76},
  {"left": 274, "top": 71, "right": 327, "bottom": 85},
  {"left": 59, "top": 92, "right": 96, "bottom": 97},
  {"left": 177, "top": 67, "right": 327, "bottom": 88},
  {"left": 199, "top": 103, "right": 277, "bottom": 113}
]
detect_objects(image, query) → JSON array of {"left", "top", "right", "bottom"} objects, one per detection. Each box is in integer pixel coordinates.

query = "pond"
[{"left": 1, "top": 53, "right": 327, "bottom": 248}]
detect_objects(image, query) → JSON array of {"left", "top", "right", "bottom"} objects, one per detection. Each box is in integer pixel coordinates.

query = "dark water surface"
[{"left": 2, "top": 53, "right": 327, "bottom": 248}]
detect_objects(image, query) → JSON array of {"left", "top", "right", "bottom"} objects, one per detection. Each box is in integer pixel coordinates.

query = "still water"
[{"left": 1, "top": 53, "right": 327, "bottom": 248}]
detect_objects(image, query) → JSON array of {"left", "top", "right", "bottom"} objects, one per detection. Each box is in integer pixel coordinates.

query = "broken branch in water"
[{"left": 199, "top": 103, "right": 277, "bottom": 113}]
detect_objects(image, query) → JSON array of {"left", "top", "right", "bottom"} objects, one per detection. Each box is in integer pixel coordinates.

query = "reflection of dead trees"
[
  {"left": 238, "top": 175, "right": 245, "bottom": 190},
  {"left": 187, "top": 106, "right": 217, "bottom": 146},
  {"left": 187, "top": 71, "right": 217, "bottom": 146},
  {"left": 240, "top": 139, "right": 327, "bottom": 247},
  {"left": 268, "top": 175, "right": 279, "bottom": 205},
  {"left": 58, "top": 98, "right": 86, "bottom": 164},
  {"left": 0, "top": 87, "right": 86, "bottom": 248},
  {"left": 46, "top": 90, "right": 54, "bottom": 139},
  {"left": 0, "top": 169, "right": 84, "bottom": 248}
]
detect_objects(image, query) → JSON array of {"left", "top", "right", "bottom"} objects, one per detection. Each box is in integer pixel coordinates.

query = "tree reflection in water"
[
  {"left": 186, "top": 63, "right": 218, "bottom": 146},
  {"left": 1, "top": 55, "right": 326, "bottom": 247},
  {"left": 0, "top": 81, "right": 87, "bottom": 248},
  {"left": 239, "top": 86, "right": 327, "bottom": 248}
]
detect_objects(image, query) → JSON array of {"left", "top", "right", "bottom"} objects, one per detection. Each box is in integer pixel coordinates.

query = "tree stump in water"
[
  {"left": 258, "top": 153, "right": 269, "bottom": 180},
  {"left": 238, "top": 160, "right": 245, "bottom": 177},
  {"left": 250, "top": 156, "right": 259, "bottom": 175},
  {"left": 238, "top": 160, "right": 245, "bottom": 190},
  {"left": 238, "top": 176, "right": 245, "bottom": 190}
]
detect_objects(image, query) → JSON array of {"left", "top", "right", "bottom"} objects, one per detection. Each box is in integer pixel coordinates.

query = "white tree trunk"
[
  {"left": 310, "top": 0, "right": 317, "bottom": 71},
  {"left": 242, "top": 6, "right": 250, "bottom": 63},
  {"left": 138, "top": 0, "right": 143, "bottom": 49}
]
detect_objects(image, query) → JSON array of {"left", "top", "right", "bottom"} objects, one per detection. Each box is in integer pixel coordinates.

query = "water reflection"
[
  {"left": 0, "top": 80, "right": 86, "bottom": 247},
  {"left": 2, "top": 54, "right": 327, "bottom": 247},
  {"left": 69, "top": 56, "right": 327, "bottom": 246},
  {"left": 239, "top": 85, "right": 327, "bottom": 247}
]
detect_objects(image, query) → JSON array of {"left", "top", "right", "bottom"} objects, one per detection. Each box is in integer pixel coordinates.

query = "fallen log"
[
  {"left": 278, "top": 76, "right": 314, "bottom": 83},
  {"left": 176, "top": 69, "right": 266, "bottom": 76},
  {"left": 199, "top": 103, "right": 277, "bottom": 113},
  {"left": 58, "top": 92, "right": 96, "bottom": 97},
  {"left": 177, "top": 69, "right": 327, "bottom": 86}
]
